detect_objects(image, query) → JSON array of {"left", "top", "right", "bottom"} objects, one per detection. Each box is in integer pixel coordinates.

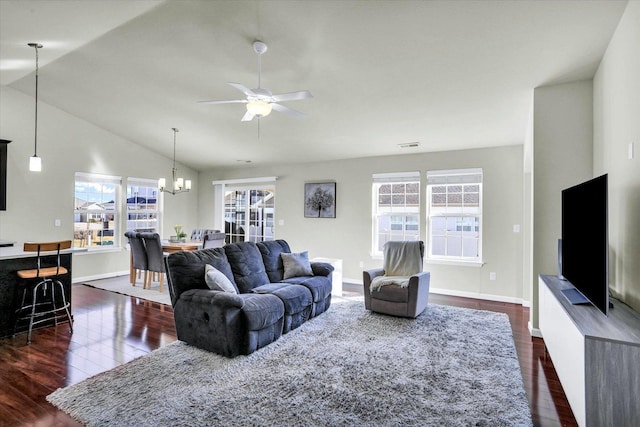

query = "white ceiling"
[{"left": 0, "top": 0, "right": 629, "bottom": 171}]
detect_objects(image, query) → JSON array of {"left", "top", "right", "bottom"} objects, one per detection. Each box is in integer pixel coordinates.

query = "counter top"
[{"left": 0, "top": 246, "right": 87, "bottom": 260}]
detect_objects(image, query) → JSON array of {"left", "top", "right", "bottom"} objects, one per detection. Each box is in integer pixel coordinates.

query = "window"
[
  {"left": 126, "top": 178, "right": 161, "bottom": 234},
  {"left": 426, "top": 168, "right": 482, "bottom": 263},
  {"left": 372, "top": 172, "right": 420, "bottom": 256},
  {"left": 224, "top": 187, "right": 275, "bottom": 243},
  {"left": 74, "top": 172, "right": 121, "bottom": 249}
]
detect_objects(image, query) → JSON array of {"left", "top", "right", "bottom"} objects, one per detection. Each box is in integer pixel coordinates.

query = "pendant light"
[
  {"left": 28, "top": 42, "right": 43, "bottom": 172},
  {"left": 158, "top": 128, "right": 191, "bottom": 195}
]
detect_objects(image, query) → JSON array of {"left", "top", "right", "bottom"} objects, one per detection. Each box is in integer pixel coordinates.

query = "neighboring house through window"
[
  {"left": 126, "top": 177, "right": 161, "bottom": 234},
  {"left": 74, "top": 172, "right": 121, "bottom": 249},
  {"left": 371, "top": 172, "right": 420, "bottom": 256},
  {"left": 426, "top": 168, "right": 482, "bottom": 264}
]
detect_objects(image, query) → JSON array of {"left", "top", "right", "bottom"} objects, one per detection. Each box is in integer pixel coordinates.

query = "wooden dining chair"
[{"left": 14, "top": 240, "right": 74, "bottom": 344}]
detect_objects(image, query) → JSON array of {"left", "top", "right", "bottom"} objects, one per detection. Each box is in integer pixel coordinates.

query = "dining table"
[{"left": 161, "top": 241, "right": 202, "bottom": 254}]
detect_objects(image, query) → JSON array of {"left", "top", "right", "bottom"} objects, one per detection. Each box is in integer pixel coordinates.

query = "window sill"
[
  {"left": 425, "top": 258, "right": 484, "bottom": 267},
  {"left": 74, "top": 247, "right": 123, "bottom": 255}
]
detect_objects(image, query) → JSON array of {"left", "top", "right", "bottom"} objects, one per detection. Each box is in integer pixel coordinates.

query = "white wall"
[
  {"left": 531, "top": 80, "right": 593, "bottom": 331},
  {"left": 593, "top": 0, "right": 640, "bottom": 313},
  {"left": 199, "top": 145, "right": 526, "bottom": 303},
  {"left": 0, "top": 86, "right": 199, "bottom": 280}
]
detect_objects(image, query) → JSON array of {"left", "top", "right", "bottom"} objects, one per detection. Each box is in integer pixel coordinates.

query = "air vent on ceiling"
[{"left": 398, "top": 142, "right": 420, "bottom": 149}]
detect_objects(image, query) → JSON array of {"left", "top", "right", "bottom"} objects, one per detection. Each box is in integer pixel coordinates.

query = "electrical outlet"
[
  {"left": 278, "top": 219, "right": 285, "bottom": 226},
  {"left": 54, "top": 219, "right": 61, "bottom": 227},
  {"left": 513, "top": 224, "right": 520, "bottom": 233},
  {"left": 489, "top": 272, "right": 496, "bottom": 281},
  {"left": 359, "top": 261, "right": 364, "bottom": 268}
]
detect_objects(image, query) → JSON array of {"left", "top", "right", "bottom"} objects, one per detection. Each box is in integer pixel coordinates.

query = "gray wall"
[
  {"left": 593, "top": 0, "right": 640, "bottom": 313},
  {"left": 531, "top": 80, "right": 594, "bottom": 331},
  {"left": 199, "top": 145, "right": 526, "bottom": 303}
]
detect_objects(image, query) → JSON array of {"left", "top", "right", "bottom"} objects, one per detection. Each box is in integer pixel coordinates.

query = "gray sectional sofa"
[{"left": 164, "top": 239, "right": 334, "bottom": 357}]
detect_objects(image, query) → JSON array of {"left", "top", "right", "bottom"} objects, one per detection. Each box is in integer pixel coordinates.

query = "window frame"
[
  {"left": 425, "top": 168, "right": 483, "bottom": 265},
  {"left": 224, "top": 185, "right": 275, "bottom": 244},
  {"left": 125, "top": 177, "right": 162, "bottom": 235},
  {"left": 73, "top": 172, "right": 122, "bottom": 251},
  {"left": 371, "top": 171, "right": 421, "bottom": 257}
]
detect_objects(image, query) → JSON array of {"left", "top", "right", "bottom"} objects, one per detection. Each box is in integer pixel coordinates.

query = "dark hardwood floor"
[{"left": 0, "top": 280, "right": 577, "bottom": 426}]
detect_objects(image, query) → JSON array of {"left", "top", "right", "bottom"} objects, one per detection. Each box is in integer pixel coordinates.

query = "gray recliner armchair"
[{"left": 363, "top": 241, "right": 430, "bottom": 318}]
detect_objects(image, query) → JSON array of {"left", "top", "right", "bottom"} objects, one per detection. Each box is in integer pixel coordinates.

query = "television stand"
[
  {"left": 539, "top": 275, "right": 640, "bottom": 427},
  {"left": 560, "top": 287, "right": 590, "bottom": 305}
]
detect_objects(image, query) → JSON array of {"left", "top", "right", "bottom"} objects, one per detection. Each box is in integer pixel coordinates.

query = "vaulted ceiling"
[{"left": 0, "top": 0, "right": 628, "bottom": 171}]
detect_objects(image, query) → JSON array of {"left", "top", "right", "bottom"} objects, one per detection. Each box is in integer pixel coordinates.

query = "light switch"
[
  {"left": 629, "top": 142, "right": 635, "bottom": 160},
  {"left": 278, "top": 219, "right": 285, "bottom": 226},
  {"left": 489, "top": 272, "right": 496, "bottom": 281},
  {"left": 513, "top": 224, "right": 520, "bottom": 233},
  {"left": 54, "top": 219, "right": 61, "bottom": 227}
]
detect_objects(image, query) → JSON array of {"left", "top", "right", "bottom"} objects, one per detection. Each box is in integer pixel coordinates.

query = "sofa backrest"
[
  {"left": 165, "top": 247, "right": 236, "bottom": 306},
  {"left": 223, "top": 241, "right": 270, "bottom": 293},
  {"left": 256, "top": 240, "right": 291, "bottom": 283}
]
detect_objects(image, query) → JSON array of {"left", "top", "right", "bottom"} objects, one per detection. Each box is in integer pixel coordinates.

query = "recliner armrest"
[
  {"left": 408, "top": 271, "right": 431, "bottom": 288},
  {"left": 310, "top": 262, "right": 334, "bottom": 277},
  {"left": 363, "top": 268, "right": 385, "bottom": 310},
  {"left": 178, "top": 288, "right": 245, "bottom": 309}
]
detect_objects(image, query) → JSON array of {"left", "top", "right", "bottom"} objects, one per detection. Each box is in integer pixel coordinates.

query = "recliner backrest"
[
  {"left": 256, "top": 240, "right": 291, "bottom": 283},
  {"left": 164, "top": 247, "right": 234, "bottom": 306},
  {"left": 223, "top": 241, "right": 270, "bottom": 293}
]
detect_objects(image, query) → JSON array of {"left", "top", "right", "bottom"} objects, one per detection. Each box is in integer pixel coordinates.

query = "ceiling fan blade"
[
  {"left": 228, "top": 82, "right": 257, "bottom": 97},
  {"left": 241, "top": 110, "right": 255, "bottom": 122},
  {"left": 197, "top": 99, "right": 247, "bottom": 105},
  {"left": 271, "top": 90, "right": 313, "bottom": 102},
  {"left": 271, "top": 103, "right": 305, "bottom": 119}
]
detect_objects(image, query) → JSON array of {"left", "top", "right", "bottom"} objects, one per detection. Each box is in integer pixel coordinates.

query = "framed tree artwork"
[{"left": 304, "top": 182, "right": 336, "bottom": 218}]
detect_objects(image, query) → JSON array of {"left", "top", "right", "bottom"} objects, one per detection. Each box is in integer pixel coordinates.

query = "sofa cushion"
[
  {"left": 224, "top": 242, "right": 270, "bottom": 293},
  {"left": 257, "top": 239, "right": 290, "bottom": 283},
  {"left": 252, "top": 283, "right": 313, "bottom": 315},
  {"left": 281, "top": 275, "right": 332, "bottom": 303},
  {"left": 281, "top": 251, "right": 314, "bottom": 279},
  {"left": 205, "top": 264, "right": 237, "bottom": 294}
]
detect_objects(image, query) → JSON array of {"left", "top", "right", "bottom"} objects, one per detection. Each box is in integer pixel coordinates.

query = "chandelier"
[{"left": 158, "top": 128, "right": 191, "bottom": 195}]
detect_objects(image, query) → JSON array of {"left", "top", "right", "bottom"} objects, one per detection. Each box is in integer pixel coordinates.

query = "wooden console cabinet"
[{"left": 538, "top": 275, "right": 640, "bottom": 427}]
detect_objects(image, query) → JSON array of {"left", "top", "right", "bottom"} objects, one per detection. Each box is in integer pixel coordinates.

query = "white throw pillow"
[
  {"left": 281, "top": 251, "right": 314, "bottom": 279},
  {"left": 204, "top": 264, "right": 237, "bottom": 293}
]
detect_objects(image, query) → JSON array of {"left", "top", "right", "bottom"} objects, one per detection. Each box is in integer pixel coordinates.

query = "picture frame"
[{"left": 304, "top": 182, "right": 336, "bottom": 218}]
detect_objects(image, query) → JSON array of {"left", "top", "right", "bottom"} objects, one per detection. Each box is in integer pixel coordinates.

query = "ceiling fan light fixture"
[{"left": 246, "top": 100, "right": 272, "bottom": 118}]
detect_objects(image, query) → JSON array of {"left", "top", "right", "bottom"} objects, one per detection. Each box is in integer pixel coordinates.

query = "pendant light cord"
[{"left": 32, "top": 43, "right": 41, "bottom": 156}]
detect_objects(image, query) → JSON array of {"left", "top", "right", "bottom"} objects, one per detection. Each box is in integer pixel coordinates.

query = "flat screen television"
[{"left": 561, "top": 174, "right": 609, "bottom": 315}]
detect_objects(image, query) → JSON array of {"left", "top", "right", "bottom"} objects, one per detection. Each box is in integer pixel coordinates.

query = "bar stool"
[{"left": 14, "top": 240, "right": 73, "bottom": 344}]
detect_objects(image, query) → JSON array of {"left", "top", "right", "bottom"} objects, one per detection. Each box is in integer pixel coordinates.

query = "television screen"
[{"left": 561, "top": 174, "right": 609, "bottom": 315}]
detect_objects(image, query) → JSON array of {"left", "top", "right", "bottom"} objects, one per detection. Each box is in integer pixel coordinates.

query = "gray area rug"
[
  {"left": 47, "top": 299, "right": 532, "bottom": 426},
  {"left": 82, "top": 277, "right": 171, "bottom": 306}
]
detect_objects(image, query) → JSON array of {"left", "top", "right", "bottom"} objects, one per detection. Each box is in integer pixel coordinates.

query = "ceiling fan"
[{"left": 199, "top": 41, "right": 313, "bottom": 121}]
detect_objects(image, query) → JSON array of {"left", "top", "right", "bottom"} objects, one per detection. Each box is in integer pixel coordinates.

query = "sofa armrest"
[
  {"left": 406, "top": 271, "right": 431, "bottom": 318},
  {"left": 363, "top": 268, "right": 385, "bottom": 309},
  {"left": 310, "top": 262, "right": 334, "bottom": 277},
  {"left": 179, "top": 288, "right": 245, "bottom": 309}
]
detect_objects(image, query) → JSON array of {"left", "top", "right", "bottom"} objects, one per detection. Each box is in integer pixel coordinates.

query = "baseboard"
[
  {"left": 344, "top": 277, "right": 529, "bottom": 306},
  {"left": 73, "top": 271, "right": 129, "bottom": 284},
  {"left": 528, "top": 321, "right": 543, "bottom": 338}
]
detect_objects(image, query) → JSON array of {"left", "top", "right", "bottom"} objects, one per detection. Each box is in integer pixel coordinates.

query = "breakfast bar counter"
[{"left": 0, "top": 246, "right": 82, "bottom": 339}]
